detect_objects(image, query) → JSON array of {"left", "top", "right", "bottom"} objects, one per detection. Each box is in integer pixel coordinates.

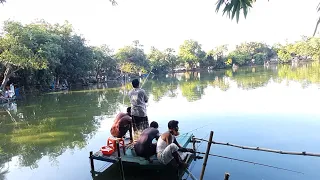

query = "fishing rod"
[
  {"left": 195, "top": 151, "right": 304, "bottom": 175},
  {"left": 122, "top": 74, "right": 126, "bottom": 105},
  {"left": 140, "top": 66, "right": 153, "bottom": 88}
]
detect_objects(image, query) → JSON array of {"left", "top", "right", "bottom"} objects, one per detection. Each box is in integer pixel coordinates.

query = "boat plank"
[{"left": 92, "top": 133, "right": 192, "bottom": 165}]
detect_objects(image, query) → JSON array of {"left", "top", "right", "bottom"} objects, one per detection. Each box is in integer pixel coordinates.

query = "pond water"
[{"left": 1, "top": 63, "right": 320, "bottom": 180}]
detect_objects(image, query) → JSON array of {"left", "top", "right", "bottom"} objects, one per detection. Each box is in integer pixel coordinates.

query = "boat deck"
[{"left": 91, "top": 133, "right": 193, "bottom": 166}]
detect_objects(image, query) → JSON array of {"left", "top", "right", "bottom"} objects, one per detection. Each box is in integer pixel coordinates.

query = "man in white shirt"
[{"left": 128, "top": 79, "right": 149, "bottom": 140}]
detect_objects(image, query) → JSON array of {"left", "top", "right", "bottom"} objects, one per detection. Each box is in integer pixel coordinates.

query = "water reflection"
[
  {"left": 277, "top": 62, "right": 320, "bottom": 87},
  {"left": 142, "top": 62, "right": 320, "bottom": 101},
  {"left": 0, "top": 62, "right": 319, "bottom": 180},
  {"left": 0, "top": 90, "right": 122, "bottom": 177}
]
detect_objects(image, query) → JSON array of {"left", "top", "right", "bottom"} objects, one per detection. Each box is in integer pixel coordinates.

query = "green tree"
[
  {"left": 0, "top": 21, "right": 50, "bottom": 91},
  {"left": 92, "top": 45, "right": 117, "bottom": 82},
  {"left": 148, "top": 46, "right": 166, "bottom": 74},
  {"left": 55, "top": 34, "right": 93, "bottom": 84},
  {"left": 274, "top": 37, "right": 320, "bottom": 63},
  {"left": 115, "top": 40, "right": 148, "bottom": 74},
  {"left": 213, "top": 45, "right": 228, "bottom": 59},
  {"left": 203, "top": 45, "right": 228, "bottom": 68},
  {"left": 164, "top": 48, "right": 179, "bottom": 73},
  {"left": 23, "top": 21, "right": 64, "bottom": 87},
  {"left": 178, "top": 40, "right": 205, "bottom": 69},
  {"left": 228, "top": 51, "right": 251, "bottom": 65},
  {"left": 303, "top": 37, "right": 320, "bottom": 60},
  {"left": 228, "top": 42, "right": 274, "bottom": 65}
]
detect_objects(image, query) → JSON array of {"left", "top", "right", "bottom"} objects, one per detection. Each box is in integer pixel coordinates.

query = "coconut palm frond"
[
  {"left": 215, "top": 0, "right": 271, "bottom": 22},
  {"left": 215, "top": 0, "right": 255, "bottom": 22},
  {"left": 109, "top": 0, "right": 118, "bottom": 6}
]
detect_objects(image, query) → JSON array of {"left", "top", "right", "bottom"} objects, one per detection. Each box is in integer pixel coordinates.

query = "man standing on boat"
[
  {"left": 128, "top": 79, "right": 149, "bottom": 140},
  {"left": 134, "top": 121, "right": 160, "bottom": 162},
  {"left": 110, "top": 107, "right": 133, "bottom": 142},
  {"left": 156, "top": 120, "right": 194, "bottom": 168}
]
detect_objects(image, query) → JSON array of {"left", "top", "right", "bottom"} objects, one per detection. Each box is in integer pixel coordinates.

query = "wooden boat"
[{"left": 90, "top": 133, "right": 196, "bottom": 180}]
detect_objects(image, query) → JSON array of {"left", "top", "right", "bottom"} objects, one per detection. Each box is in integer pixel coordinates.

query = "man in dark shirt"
[
  {"left": 134, "top": 121, "right": 160, "bottom": 161},
  {"left": 110, "top": 107, "right": 133, "bottom": 141}
]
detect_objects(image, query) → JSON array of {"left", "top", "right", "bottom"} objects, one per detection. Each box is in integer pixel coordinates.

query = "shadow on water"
[{"left": 0, "top": 62, "right": 320, "bottom": 179}]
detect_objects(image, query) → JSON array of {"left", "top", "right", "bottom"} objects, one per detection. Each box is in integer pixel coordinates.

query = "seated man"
[
  {"left": 134, "top": 121, "right": 160, "bottom": 161},
  {"left": 156, "top": 120, "right": 194, "bottom": 168},
  {"left": 110, "top": 107, "right": 133, "bottom": 142}
]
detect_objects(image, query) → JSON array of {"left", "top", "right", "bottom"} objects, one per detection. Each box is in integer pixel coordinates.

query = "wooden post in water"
[
  {"left": 89, "top": 151, "right": 95, "bottom": 177},
  {"left": 224, "top": 173, "right": 230, "bottom": 180},
  {"left": 117, "top": 141, "right": 125, "bottom": 180},
  {"left": 192, "top": 136, "right": 196, "bottom": 152},
  {"left": 199, "top": 131, "right": 214, "bottom": 180}
]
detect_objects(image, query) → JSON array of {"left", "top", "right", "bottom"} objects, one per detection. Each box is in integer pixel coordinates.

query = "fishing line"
[
  {"left": 180, "top": 121, "right": 215, "bottom": 136},
  {"left": 195, "top": 152, "right": 304, "bottom": 175}
]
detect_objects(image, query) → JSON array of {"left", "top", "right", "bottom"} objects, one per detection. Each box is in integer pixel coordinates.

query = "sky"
[{"left": 0, "top": 0, "right": 319, "bottom": 53}]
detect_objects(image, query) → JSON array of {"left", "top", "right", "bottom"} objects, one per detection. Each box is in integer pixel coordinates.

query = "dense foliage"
[
  {"left": 276, "top": 37, "right": 320, "bottom": 63},
  {"left": 228, "top": 42, "right": 276, "bottom": 65},
  {"left": 0, "top": 20, "right": 319, "bottom": 91}
]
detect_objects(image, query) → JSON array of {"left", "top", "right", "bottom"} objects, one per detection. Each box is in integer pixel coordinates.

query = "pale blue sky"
[{"left": 0, "top": 0, "right": 319, "bottom": 52}]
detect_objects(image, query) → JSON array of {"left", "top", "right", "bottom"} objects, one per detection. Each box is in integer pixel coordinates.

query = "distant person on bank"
[
  {"left": 128, "top": 79, "right": 149, "bottom": 140},
  {"left": 110, "top": 107, "right": 133, "bottom": 142}
]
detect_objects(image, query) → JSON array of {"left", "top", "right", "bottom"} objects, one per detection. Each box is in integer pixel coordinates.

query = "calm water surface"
[{"left": 1, "top": 63, "right": 320, "bottom": 180}]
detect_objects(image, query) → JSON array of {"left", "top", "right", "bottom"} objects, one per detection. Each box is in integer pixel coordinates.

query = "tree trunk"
[
  {"left": 0, "top": 65, "right": 12, "bottom": 92},
  {"left": 55, "top": 76, "right": 60, "bottom": 88},
  {"left": 96, "top": 68, "right": 100, "bottom": 83}
]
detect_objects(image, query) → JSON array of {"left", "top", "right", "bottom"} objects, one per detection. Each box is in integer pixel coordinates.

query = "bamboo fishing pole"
[
  {"left": 195, "top": 138, "right": 320, "bottom": 157},
  {"left": 140, "top": 66, "right": 153, "bottom": 88},
  {"left": 195, "top": 151, "right": 304, "bottom": 174}
]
